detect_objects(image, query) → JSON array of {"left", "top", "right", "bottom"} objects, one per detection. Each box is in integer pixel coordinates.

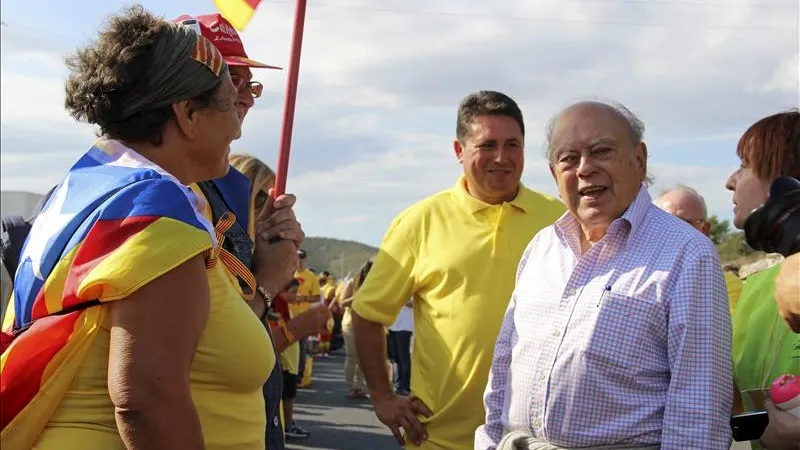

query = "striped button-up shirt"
[{"left": 475, "top": 186, "right": 733, "bottom": 449}]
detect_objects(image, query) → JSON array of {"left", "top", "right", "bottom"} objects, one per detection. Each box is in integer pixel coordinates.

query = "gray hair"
[
  {"left": 657, "top": 184, "right": 709, "bottom": 218},
  {"left": 543, "top": 99, "right": 652, "bottom": 185}
]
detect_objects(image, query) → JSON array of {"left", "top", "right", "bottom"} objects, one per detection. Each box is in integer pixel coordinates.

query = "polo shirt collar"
[{"left": 452, "top": 175, "right": 531, "bottom": 214}]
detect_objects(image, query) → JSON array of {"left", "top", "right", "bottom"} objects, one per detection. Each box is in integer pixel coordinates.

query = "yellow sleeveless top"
[{"left": 33, "top": 215, "right": 275, "bottom": 450}]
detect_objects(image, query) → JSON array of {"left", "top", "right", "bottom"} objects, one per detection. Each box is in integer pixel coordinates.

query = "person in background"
[
  {"left": 228, "top": 153, "right": 332, "bottom": 440},
  {"left": 352, "top": 90, "right": 566, "bottom": 449},
  {"left": 340, "top": 262, "right": 370, "bottom": 399},
  {"left": 317, "top": 271, "right": 336, "bottom": 357},
  {"left": 293, "top": 249, "right": 321, "bottom": 387},
  {"left": 654, "top": 185, "right": 744, "bottom": 314},
  {"left": 269, "top": 279, "right": 310, "bottom": 440},
  {"left": 725, "top": 110, "right": 800, "bottom": 449},
  {"left": 477, "top": 100, "right": 733, "bottom": 449},
  {"left": 387, "top": 299, "right": 414, "bottom": 396},
  {"left": 1, "top": 7, "right": 300, "bottom": 448}
]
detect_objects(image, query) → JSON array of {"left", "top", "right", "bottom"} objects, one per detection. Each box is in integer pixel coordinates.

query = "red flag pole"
[{"left": 273, "top": 0, "right": 307, "bottom": 197}]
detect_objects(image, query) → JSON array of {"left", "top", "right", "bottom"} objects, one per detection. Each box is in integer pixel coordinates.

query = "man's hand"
[
  {"left": 253, "top": 190, "right": 304, "bottom": 294},
  {"left": 288, "top": 306, "right": 333, "bottom": 339},
  {"left": 760, "top": 397, "right": 800, "bottom": 449},
  {"left": 776, "top": 253, "right": 800, "bottom": 333},
  {"left": 372, "top": 394, "right": 433, "bottom": 447}
]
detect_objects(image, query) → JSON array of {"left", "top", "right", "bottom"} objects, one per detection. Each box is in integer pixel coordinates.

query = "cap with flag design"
[{"left": 173, "top": 13, "right": 281, "bottom": 70}]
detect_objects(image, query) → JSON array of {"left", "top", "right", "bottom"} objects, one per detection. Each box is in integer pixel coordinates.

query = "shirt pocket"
[{"left": 581, "top": 292, "right": 666, "bottom": 377}]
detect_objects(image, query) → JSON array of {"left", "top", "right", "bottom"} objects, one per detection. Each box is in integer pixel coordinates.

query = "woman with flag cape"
[{"left": 0, "top": 6, "right": 301, "bottom": 449}]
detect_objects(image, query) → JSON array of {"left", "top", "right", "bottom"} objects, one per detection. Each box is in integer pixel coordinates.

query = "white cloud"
[{"left": 0, "top": 0, "right": 797, "bottom": 247}]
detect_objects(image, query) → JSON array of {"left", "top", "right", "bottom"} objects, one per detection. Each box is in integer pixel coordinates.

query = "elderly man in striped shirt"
[{"left": 475, "top": 101, "right": 733, "bottom": 450}]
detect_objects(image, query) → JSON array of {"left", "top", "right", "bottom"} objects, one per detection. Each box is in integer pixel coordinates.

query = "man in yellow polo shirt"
[
  {"left": 351, "top": 90, "right": 565, "bottom": 450},
  {"left": 654, "top": 185, "right": 743, "bottom": 313},
  {"left": 293, "top": 249, "right": 320, "bottom": 386}
]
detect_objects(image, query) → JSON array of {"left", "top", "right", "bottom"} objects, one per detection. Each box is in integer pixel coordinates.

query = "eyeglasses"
[{"left": 231, "top": 74, "right": 264, "bottom": 99}]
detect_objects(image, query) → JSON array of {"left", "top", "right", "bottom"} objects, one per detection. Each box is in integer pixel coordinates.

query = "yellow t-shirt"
[
  {"left": 279, "top": 342, "right": 301, "bottom": 375},
  {"left": 322, "top": 282, "right": 336, "bottom": 303},
  {"left": 35, "top": 242, "right": 275, "bottom": 450},
  {"left": 724, "top": 271, "right": 743, "bottom": 315},
  {"left": 352, "top": 176, "right": 565, "bottom": 450},
  {"left": 290, "top": 268, "right": 320, "bottom": 318}
]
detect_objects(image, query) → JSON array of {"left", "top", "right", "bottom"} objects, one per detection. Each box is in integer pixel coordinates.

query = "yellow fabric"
[
  {"left": 34, "top": 263, "right": 274, "bottom": 449},
  {"left": 33, "top": 186, "right": 275, "bottom": 449},
  {"left": 214, "top": 0, "right": 258, "bottom": 31},
  {"left": 724, "top": 271, "right": 743, "bottom": 315},
  {"left": 279, "top": 342, "right": 301, "bottom": 375},
  {"left": 322, "top": 283, "right": 336, "bottom": 303},
  {"left": 338, "top": 280, "right": 355, "bottom": 331},
  {"left": 2, "top": 190, "right": 215, "bottom": 450},
  {"left": 290, "top": 268, "right": 319, "bottom": 318},
  {"left": 352, "top": 176, "right": 565, "bottom": 450},
  {"left": 2, "top": 306, "right": 105, "bottom": 450}
]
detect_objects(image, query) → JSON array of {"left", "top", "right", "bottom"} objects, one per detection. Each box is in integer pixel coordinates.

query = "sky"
[{"left": 1, "top": 0, "right": 798, "bottom": 247}]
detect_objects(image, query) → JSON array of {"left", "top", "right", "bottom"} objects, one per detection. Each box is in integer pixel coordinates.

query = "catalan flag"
[
  {"left": 215, "top": 0, "right": 262, "bottom": 31},
  {"left": 0, "top": 138, "right": 216, "bottom": 448}
]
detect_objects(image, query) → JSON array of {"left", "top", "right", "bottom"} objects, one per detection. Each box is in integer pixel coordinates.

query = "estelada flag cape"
[{"left": 0, "top": 138, "right": 217, "bottom": 449}]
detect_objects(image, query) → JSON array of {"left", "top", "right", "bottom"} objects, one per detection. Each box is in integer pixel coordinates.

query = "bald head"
[
  {"left": 655, "top": 185, "right": 710, "bottom": 236},
  {"left": 545, "top": 101, "right": 645, "bottom": 163}
]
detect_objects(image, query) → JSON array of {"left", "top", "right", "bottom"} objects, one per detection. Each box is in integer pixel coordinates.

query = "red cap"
[{"left": 173, "top": 13, "right": 281, "bottom": 70}]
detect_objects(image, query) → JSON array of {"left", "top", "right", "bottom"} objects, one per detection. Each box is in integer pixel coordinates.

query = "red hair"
[{"left": 737, "top": 109, "right": 800, "bottom": 181}]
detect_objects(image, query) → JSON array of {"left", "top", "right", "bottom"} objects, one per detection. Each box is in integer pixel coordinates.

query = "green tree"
[{"left": 708, "top": 215, "right": 731, "bottom": 245}]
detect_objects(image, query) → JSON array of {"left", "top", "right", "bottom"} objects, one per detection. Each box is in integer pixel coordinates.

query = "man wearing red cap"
[{"left": 173, "top": 13, "right": 325, "bottom": 448}]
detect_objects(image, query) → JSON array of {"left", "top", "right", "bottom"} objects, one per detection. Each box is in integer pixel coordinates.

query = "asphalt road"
[
  {"left": 284, "top": 350, "right": 755, "bottom": 450},
  {"left": 285, "top": 350, "right": 400, "bottom": 450}
]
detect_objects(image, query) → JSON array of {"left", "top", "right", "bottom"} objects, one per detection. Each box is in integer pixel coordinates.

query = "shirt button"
[
  {"left": 553, "top": 329, "right": 561, "bottom": 337},
  {"left": 567, "top": 288, "right": 576, "bottom": 296},
  {"left": 273, "top": 416, "right": 279, "bottom": 427},
  {"left": 538, "top": 372, "right": 546, "bottom": 381},
  {"left": 533, "top": 417, "right": 542, "bottom": 428}
]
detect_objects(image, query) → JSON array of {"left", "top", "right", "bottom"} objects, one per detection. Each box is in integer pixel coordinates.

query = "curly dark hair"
[{"left": 64, "top": 5, "right": 227, "bottom": 146}]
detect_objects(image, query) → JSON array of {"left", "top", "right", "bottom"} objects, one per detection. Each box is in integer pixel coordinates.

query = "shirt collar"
[
  {"left": 452, "top": 175, "right": 531, "bottom": 214},
  {"left": 555, "top": 183, "right": 652, "bottom": 242}
]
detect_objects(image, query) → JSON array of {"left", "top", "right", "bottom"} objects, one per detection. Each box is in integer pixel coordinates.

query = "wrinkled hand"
[
  {"left": 373, "top": 394, "right": 433, "bottom": 447},
  {"left": 253, "top": 190, "right": 304, "bottom": 294},
  {"left": 255, "top": 190, "right": 304, "bottom": 246},
  {"left": 760, "top": 397, "right": 800, "bottom": 449},
  {"left": 775, "top": 253, "right": 800, "bottom": 333},
  {"left": 289, "top": 306, "right": 333, "bottom": 339}
]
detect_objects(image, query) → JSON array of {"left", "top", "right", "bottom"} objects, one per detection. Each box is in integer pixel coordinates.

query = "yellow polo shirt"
[
  {"left": 290, "top": 268, "right": 320, "bottom": 318},
  {"left": 352, "top": 176, "right": 565, "bottom": 450}
]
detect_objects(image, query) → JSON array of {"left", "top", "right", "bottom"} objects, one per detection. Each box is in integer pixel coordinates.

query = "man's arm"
[
  {"left": 661, "top": 249, "right": 733, "bottom": 449},
  {"left": 475, "top": 293, "right": 518, "bottom": 450},
  {"left": 351, "top": 217, "right": 432, "bottom": 446}
]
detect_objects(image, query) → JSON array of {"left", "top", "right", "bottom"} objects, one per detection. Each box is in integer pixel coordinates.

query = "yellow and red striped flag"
[{"left": 214, "top": 0, "right": 262, "bottom": 31}]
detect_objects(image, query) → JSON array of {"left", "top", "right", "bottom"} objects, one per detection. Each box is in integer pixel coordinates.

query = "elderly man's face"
[
  {"left": 549, "top": 104, "right": 646, "bottom": 238},
  {"left": 229, "top": 66, "right": 256, "bottom": 122},
  {"left": 654, "top": 190, "right": 711, "bottom": 235}
]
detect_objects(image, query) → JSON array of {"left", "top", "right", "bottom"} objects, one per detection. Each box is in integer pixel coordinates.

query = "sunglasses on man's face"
[{"left": 231, "top": 73, "right": 264, "bottom": 99}]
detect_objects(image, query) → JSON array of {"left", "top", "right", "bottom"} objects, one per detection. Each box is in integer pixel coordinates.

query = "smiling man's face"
[
  {"left": 549, "top": 102, "right": 647, "bottom": 241},
  {"left": 453, "top": 115, "right": 524, "bottom": 205}
]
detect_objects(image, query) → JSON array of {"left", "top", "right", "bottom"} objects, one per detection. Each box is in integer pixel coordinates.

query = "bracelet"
[{"left": 256, "top": 285, "right": 273, "bottom": 323}]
